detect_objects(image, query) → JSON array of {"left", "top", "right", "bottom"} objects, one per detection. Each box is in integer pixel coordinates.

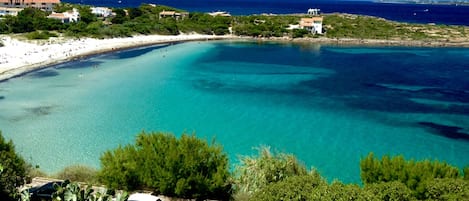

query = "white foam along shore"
[{"left": 0, "top": 34, "right": 231, "bottom": 82}]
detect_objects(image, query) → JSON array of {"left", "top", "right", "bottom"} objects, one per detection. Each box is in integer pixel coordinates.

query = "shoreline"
[
  {"left": 0, "top": 34, "right": 234, "bottom": 82},
  {"left": 2, "top": 34, "right": 469, "bottom": 82},
  {"left": 249, "top": 36, "right": 469, "bottom": 47}
]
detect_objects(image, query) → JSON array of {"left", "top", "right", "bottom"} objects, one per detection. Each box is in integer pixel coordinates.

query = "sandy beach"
[{"left": 0, "top": 34, "right": 232, "bottom": 82}]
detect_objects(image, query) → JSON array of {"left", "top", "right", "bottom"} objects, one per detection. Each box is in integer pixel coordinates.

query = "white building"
[
  {"left": 300, "top": 16, "right": 323, "bottom": 34},
  {"left": 48, "top": 8, "right": 80, "bottom": 23},
  {"left": 0, "top": 0, "right": 60, "bottom": 12},
  {"left": 159, "top": 10, "right": 188, "bottom": 20},
  {"left": 0, "top": 7, "right": 21, "bottom": 16},
  {"left": 91, "top": 7, "right": 113, "bottom": 18},
  {"left": 208, "top": 11, "right": 231, "bottom": 17},
  {"left": 307, "top": 8, "right": 321, "bottom": 16}
]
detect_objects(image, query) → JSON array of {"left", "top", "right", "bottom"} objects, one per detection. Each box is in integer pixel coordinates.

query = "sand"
[{"left": 0, "top": 34, "right": 232, "bottom": 82}]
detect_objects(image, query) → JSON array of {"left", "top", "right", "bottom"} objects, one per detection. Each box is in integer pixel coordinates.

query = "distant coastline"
[{"left": 253, "top": 36, "right": 469, "bottom": 47}]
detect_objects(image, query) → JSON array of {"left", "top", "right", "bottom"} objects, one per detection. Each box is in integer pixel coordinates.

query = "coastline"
[
  {"left": 2, "top": 34, "right": 469, "bottom": 83},
  {"left": 0, "top": 34, "right": 233, "bottom": 82},
  {"left": 249, "top": 37, "right": 469, "bottom": 47}
]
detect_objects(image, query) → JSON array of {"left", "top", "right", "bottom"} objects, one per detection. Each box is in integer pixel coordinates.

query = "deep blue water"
[{"left": 64, "top": 0, "right": 469, "bottom": 25}]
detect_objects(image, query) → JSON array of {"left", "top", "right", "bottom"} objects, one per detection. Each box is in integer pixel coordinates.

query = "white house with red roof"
[{"left": 47, "top": 8, "right": 79, "bottom": 23}]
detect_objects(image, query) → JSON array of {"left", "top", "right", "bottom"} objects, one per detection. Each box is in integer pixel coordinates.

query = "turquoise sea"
[{"left": 1, "top": 41, "right": 468, "bottom": 183}]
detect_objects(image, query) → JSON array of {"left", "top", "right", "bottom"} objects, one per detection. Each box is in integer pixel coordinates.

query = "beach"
[{"left": 0, "top": 34, "right": 232, "bottom": 82}]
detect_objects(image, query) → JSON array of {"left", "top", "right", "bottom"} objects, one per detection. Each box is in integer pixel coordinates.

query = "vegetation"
[
  {"left": 0, "top": 2, "right": 467, "bottom": 42},
  {"left": 232, "top": 15, "right": 300, "bottom": 37},
  {"left": 234, "top": 146, "right": 308, "bottom": 197},
  {"left": 54, "top": 165, "right": 98, "bottom": 184},
  {"left": 2, "top": 129, "right": 469, "bottom": 201},
  {"left": 98, "top": 131, "right": 232, "bottom": 200},
  {"left": 360, "top": 153, "right": 462, "bottom": 198},
  {"left": 50, "top": 180, "right": 128, "bottom": 201},
  {"left": 248, "top": 153, "right": 469, "bottom": 201},
  {"left": 25, "top": 30, "right": 58, "bottom": 39},
  {"left": 0, "top": 4, "right": 231, "bottom": 39},
  {"left": 323, "top": 14, "right": 469, "bottom": 41},
  {"left": 0, "top": 132, "right": 28, "bottom": 201}
]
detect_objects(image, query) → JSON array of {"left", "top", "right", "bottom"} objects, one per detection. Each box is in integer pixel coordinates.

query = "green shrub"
[
  {"left": 360, "top": 153, "right": 461, "bottom": 198},
  {"left": 0, "top": 132, "right": 27, "bottom": 201},
  {"left": 363, "top": 181, "right": 416, "bottom": 201},
  {"left": 54, "top": 165, "right": 98, "bottom": 183},
  {"left": 25, "top": 31, "right": 58, "bottom": 40},
  {"left": 422, "top": 178, "right": 469, "bottom": 200},
  {"left": 292, "top": 28, "right": 310, "bottom": 38},
  {"left": 235, "top": 146, "right": 308, "bottom": 195},
  {"left": 251, "top": 173, "right": 325, "bottom": 201},
  {"left": 312, "top": 182, "right": 363, "bottom": 201},
  {"left": 99, "top": 131, "right": 231, "bottom": 200}
]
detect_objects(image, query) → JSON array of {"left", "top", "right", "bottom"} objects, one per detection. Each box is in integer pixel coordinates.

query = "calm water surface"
[{"left": 1, "top": 41, "right": 468, "bottom": 183}]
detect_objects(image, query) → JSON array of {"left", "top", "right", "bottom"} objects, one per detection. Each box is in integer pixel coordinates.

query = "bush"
[
  {"left": 0, "top": 132, "right": 27, "bottom": 201},
  {"left": 54, "top": 165, "right": 98, "bottom": 183},
  {"left": 422, "top": 178, "right": 469, "bottom": 200},
  {"left": 292, "top": 29, "right": 310, "bottom": 38},
  {"left": 25, "top": 31, "right": 58, "bottom": 40},
  {"left": 251, "top": 173, "right": 325, "bottom": 201},
  {"left": 235, "top": 146, "right": 308, "bottom": 196},
  {"left": 312, "top": 182, "right": 363, "bottom": 201},
  {"left": 363, "top": 181, "right": 416, "bottom": 201},
  {"left": 360, "top": 153, "right": 461, "bottom": 198},
  {"left": 99, "top": 131, "right": 232, "bottom": 200}
]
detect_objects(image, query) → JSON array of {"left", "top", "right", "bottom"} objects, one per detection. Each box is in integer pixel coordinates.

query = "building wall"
[
  {"left": 0, "top": 0, "right": 60, "bottom": 12},
  {"left": 313, "top": 22, "right": 323, "bottom": 34}
]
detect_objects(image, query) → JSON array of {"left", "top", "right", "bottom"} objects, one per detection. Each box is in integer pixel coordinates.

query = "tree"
[
  {"left": 127, "top": 7, "right": 143, "bottom": 19},
  {"left": 111, "top": 8, "right": 128, "bottom": 24},
  {"left": 77, "top": 6, "right": 97, "bottom": 24},
  {"left": 99, "top": 131, "right": 232, "bottom": 200},
  {"left": 0, "top": 132, "right": 27, "bottom": 201}
]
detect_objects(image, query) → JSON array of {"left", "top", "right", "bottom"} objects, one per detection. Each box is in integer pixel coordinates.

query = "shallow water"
[{"left": 1, "top": 41, "right": 468, "bottom": 183}]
